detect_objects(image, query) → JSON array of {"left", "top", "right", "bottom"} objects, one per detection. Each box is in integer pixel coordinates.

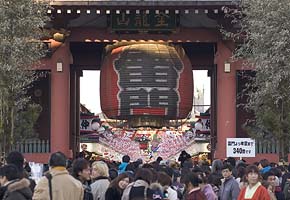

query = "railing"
[
  {"left": 255, "top": 140, "right": 280, "bottom": 154},
  {"left": 12, "top": 139, "right": 50, "bottom": 153}
]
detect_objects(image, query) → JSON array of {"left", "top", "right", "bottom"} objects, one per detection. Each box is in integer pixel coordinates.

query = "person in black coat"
[
  {"left": 178, "top": 150, "right": 191, "bottom": 168},
  {"left": 105, "top": 173, "right": 131, "bottom": 200},
  {"left": 0, "top": 164, "right": 32, "bottom": 200},
  {"left": 6, "top": 151, "right": 36, "bottom": 192}
]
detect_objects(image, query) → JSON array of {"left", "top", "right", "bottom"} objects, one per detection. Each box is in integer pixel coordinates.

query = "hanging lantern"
[{"left": 100, "top": 43, "right": 193, "bottom": 127}]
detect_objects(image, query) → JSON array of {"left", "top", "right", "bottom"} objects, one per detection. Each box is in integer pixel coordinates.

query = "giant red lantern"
[{"left": 100, "top": 43, "right": 193, "bottom": 127}]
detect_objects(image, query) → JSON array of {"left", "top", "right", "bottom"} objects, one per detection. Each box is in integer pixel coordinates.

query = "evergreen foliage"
[
  {"left": 0, "top": 0, "right": 49, "bottom": 154},
  {"left": 224, "top": 0, "right": 290, "bottom": 160}
]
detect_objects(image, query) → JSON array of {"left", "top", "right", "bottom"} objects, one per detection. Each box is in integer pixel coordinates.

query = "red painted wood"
[{"left": 214, "top": 41, "right": 236, "bottom": 159}]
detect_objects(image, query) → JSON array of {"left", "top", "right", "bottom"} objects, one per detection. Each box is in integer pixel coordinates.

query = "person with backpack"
[
  {"left": 33, "top": 151, "right": 84, "bottom": 200},
  {"left": 121, "top": 168, "right": 157, "bottom": 200},
  {"left": 72, "top": 158, "right": 94, "bottom": 200}
]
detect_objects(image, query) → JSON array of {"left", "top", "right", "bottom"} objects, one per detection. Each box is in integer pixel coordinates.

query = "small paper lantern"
[{"left": 195, "top": 122, "right": 203, "bottom": 130}]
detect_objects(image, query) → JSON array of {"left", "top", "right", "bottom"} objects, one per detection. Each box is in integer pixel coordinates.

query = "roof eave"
[{"left": 49, "top": 0, "right": 240, "bottom": 7}]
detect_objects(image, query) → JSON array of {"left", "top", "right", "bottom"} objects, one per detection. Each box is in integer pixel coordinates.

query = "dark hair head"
[
  {"left": 122, "top": 155, "right": 130, "bottom": 163},
  {"left": 222, "top": 163, "right": 233, "bottom": 171},
  {"left": 142, "top": 163, "right": 153, "bottom": 169},
  {"left": 184, "top": 172, "right": 201, "bottom": 187},
  {"left": 6, "top": 151, "right": 24, "bottom": 172},
  {"left": 49, "top": 151, "right": 67, "bottom": 167},
  {"left": 263, "top": 171, "right": 275, "bottom": 180},
  {"left": 159, "top": 165, "right": 174, "bottom": 178},
  {"left": 156, "top": 157, "right": 163, "bottom": 163},
  {"left": 125, "top": 163, "right": 136, "bottom": 172},
  {"left": 226, "top": 157, "right": 236, "bottom": 167},
  {"left": 260, "top": 159, "right": 269, "bottom": 168},
  {"left": 237, "top": 166, "right": 246, "bottom": 179},
  {"left": 277, "top": 165, "right": 286, "bottom": 173},
  {"left": 211, "top": 159, "right": 223, "bottom": 174},
  {"left": 109, "top": 173, "right": 131, "bottom": 192},
  {"left": 157, "top": 172, "right": 172, "bottom": 186},
  {"left": 207, "top": 173, "right": 222, "bottom": 187},
  {"left": 72, "top": 158, "right": 90, "bottom": 179},
  {"left": 269, "top": 162, "right": 277, "bottom": 168},
  {"left": 134, "top": 168, "right": 153, "bottom": 184},
  {"left": 0, "top": 164, "right": 20, "bottom": 181},
  {"left": 197, "top": 172, "right": 208, "bottom": 184},
  {"left": 246, "top": 164, "right": 259, "bottom": 175},
  {"left": 270, "top": 167, "right": 282, "bottom": 177},
  {"left": 109, "top": 168, "right": 118, "bottom": 181}
]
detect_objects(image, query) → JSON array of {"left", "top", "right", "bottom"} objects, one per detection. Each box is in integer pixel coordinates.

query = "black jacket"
[{"left": 105, "top": 187, "right": 122, "bottom": 200}]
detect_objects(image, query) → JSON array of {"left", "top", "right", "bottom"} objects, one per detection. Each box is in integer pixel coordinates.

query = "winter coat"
[
  {"left": 2, "top": 178, "right": 32, "bottom": 200},
  {"left": 121, "top": 180, "right": 158, "bottom": 200},
  {"left": 83, "top": 183, "right": 94, "bottom": 200},
  {"left": 166, "top": 186, "right": 179, "bottom": 200},
  {"left": 33, "top": 167, "right": 84, "bottom": 200},
  {"left": 219, "top": 176, "right": 240, "bottom": 200},
  {"left": 201, "top": 184, "right": 218, "bottom": 200},
  {"left": 105, "top": 187, "right": 122, "bottom": 200},
  {"left": 118, "top": 163, "right": 129, "bottom": 174},
  {"left": 90, "top": 176, "right": 110, "bottom": 200},
  {"left": 237, "top": 184, "right": 271, "bottom": 200},
  {"left": 186, "top": 188, "right": 206, "bottom": 200}
]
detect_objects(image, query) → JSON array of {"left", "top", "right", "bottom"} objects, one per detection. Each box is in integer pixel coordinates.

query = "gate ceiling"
[{"left": 70, "top": 42, "right": 215, "bottom": 70}]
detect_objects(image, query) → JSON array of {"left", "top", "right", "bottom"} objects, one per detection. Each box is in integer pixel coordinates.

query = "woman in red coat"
[{"left": 238, "top": 165, "right": 271, "bottom": 200}]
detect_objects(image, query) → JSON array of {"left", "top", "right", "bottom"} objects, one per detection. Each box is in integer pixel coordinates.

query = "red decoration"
[{"left": 139, "top": 142, "right": 148, "bottom": 150}]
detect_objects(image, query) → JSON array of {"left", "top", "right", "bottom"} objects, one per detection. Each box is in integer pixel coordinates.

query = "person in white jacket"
[{"left": 157, "top": 172, "right": 179, "bottom": 200}]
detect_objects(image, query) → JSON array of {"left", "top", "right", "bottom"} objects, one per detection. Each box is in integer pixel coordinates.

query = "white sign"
[
  {"left": 80, "top": 116, "right": 101, "bottom": 133},
  {"left": 226, "top": 138, "right": 255, "bottom": 157}
]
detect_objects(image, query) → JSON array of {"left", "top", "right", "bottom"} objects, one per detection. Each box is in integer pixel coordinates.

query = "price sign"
[{"left": 226, "top": 138, "right": 255, "bottom": 157}]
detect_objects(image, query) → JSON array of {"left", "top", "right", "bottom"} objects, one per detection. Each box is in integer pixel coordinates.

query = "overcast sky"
[{"left": 80, "top": 70, "right": 210, "bottom": 115}]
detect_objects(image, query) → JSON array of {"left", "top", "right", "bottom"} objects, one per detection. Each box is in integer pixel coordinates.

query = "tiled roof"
[{"left": 49, "top": 0, "right": 239, "bottom": 6}]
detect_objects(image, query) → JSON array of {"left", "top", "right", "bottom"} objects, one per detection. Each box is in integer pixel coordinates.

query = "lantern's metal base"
[{"left": 128, "top": 116, "right": 167, "bottom": 128}]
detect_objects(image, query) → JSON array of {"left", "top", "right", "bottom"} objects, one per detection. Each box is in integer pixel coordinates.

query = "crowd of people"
[{"left": 0, "top": 149, "right": 290, "bottom": 200}]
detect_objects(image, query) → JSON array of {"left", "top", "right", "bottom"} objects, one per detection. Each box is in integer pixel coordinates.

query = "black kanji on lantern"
[{"left": 114, "top": 43, "right": 183, "bottom": 118}]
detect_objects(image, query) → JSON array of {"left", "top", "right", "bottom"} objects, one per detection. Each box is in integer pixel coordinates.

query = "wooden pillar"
[
  {"left": 214, "top": 41, "right": 236, "bottom": 159},
  {"left": 69, "top": 67, "right": 81, "bottom": 158},
  {"left": 50, "top": 43, "right": 71, "bottom": 156}
]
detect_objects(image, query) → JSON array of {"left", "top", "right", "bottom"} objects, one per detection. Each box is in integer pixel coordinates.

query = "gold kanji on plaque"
[
  {"left": 154, "top": 12, "right": 169, "bottom": 27},
  {"left": 117, "top": 13, "right": 130, "bottom": 26}
]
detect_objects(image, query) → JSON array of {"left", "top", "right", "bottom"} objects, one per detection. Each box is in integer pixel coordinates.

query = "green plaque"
[{"left": 111, "top": 10, "right": 178, "bottom": 31}]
